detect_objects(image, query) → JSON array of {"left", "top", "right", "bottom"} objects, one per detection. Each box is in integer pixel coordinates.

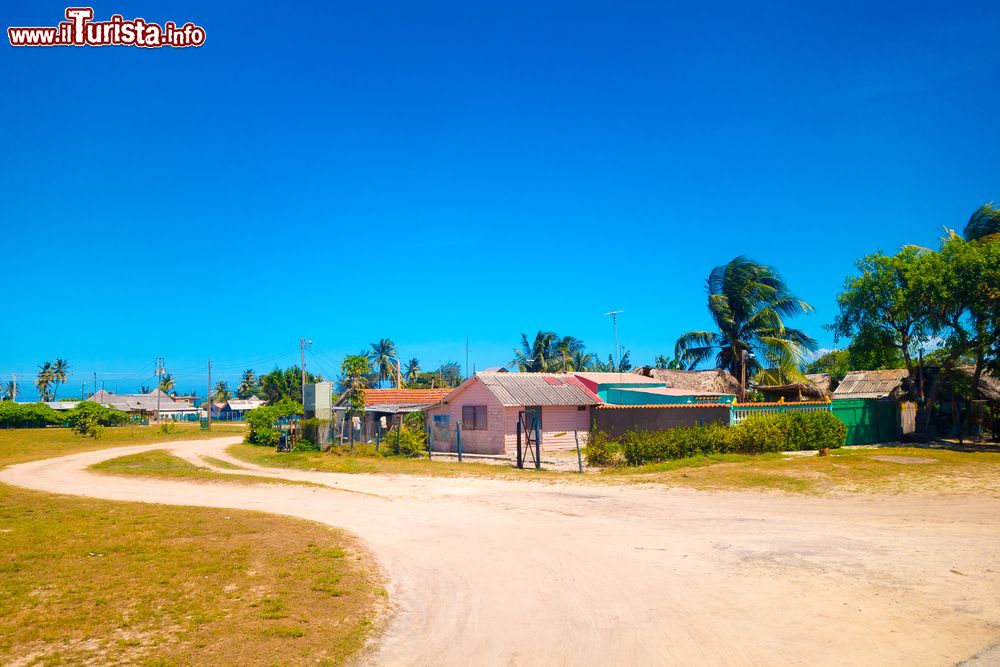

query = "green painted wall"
[{"left": 831, "top": 398, "right": 898, "bottom": 445}]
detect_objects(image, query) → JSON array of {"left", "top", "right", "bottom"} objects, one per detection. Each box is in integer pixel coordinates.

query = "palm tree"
[
  {"left": 674, "top": 256, "right": 817, "bottom": 397},
  {"left": 571, "top": 350, "right": 595, "bottom": 372},
  {"left": 36, "top": 362, "right": 54, "bottom": 402},
  {"left": 553, "top": 336, "right": 586, "bottom": 372},
  {"left": 594, "top": 349, "right": 632, "bottom": 372},
  {"left": 3, "top": 380, "right": 20, "bottom": 401},
  {"left": 158, "top": 373, "right": 175, "bottom": 395},
  {"left": 212, "top": 380, "right": 232, "bottom": 402},
  {"left": 510, "top": 331, "right": 559, "bottom": 372},
  {"left": 237, "top": 369, "right": 257, "bottom": 398},
  {"left": 138, "top": 384, "right": 152, "bottom": 394},
  {"left": 50, "top": 358, "right": 70, "bottom": 400},
  {"left": 654, "top": 355, "right": 684, "bottom": 370},
  {"left": 403, "top": 358, "right": 421, "bottom": 384},
  {"left": 965, "top": 202, "right": 1000, "bottom": 242},
  {"left": 368, "top": 339, "right": 398, "bottom": 388}
]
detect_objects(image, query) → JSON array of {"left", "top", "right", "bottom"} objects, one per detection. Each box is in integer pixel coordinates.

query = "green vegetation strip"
[
  {"left": 0, "top": 483, "right": 385, "bottom": 666},
  {"left": 91, "top": 450, "right": 324, "bottom": 488}
]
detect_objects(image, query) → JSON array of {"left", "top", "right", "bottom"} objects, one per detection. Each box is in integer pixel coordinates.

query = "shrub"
[
  {"left": 65, "top": 402, "right": 130, "bottom": 428},
  {"left": 246, "top": 398, "right": 303, "bottom": 447},
  {"left": 591, "top": 410, "right": 846, "bottom": 467},
  {"left": 0, "top": 402, "right": 65, "bottom": 428},
  {"left": 380, "top": 424, "right": 426, "bottom": 458}
]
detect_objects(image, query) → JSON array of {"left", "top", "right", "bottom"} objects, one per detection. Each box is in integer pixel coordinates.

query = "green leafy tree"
[
  {"left": 964, "top": 202, "right": 1000, "bottom": 242},
  {"left": 510, "top": 331, "right": 558, "bottom": 372},
  {"left": 594, "top": 349, "right": 632, "bottom": 372},
  {"left": 438, "top": 361, "right": 463, "bottom": 387},
  {"left": 571, "top": 350, "right": 595, "bottom": 372},
  {"left": 369, "top": 338, "right": 398, "bottom": 388},
  {"left": 138, "top": 384, "right": 152, "bottom": 394},
  {"left": 675, "top": 257, "right": 817, "bottom": 395},
  {"left": 258, "top": 366, "right": 320, "bottom": 404},
  {"left": 340, "top": 355, "right": 371, "bottom": 420},
  {"left": 237, "top": 369, "right": 258, "bottom": 399}
]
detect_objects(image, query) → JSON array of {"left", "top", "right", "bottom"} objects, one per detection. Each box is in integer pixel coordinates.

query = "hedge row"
[
  {"left": 587, "top": 411, "right": 847, "bottom": 467},
  {"left": 0, "top": 401, "right": 130, "bottom": 429}
]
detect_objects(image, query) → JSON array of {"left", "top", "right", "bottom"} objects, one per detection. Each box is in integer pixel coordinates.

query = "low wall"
[{"left": 593, "top": 404, "right": 730, "bottom": 438}]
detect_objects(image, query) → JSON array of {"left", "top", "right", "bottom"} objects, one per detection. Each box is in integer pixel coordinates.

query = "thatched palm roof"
[{"left": 632, "top": 367, "right": 741, "bottom": 395}]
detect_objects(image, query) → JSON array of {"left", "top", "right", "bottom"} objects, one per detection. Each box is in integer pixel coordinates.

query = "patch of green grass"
[
  {"left": 90, "top": 450, "right": 324, "bottom": 488},
  {"left": 0, "top": 483, "right": 385, "bottom": 666},
  {"left": 0, "top": 423, "right": 245, "bottom": 469},
  {"left": 200, "top": 455, "right": 245, "bottom": 470}
]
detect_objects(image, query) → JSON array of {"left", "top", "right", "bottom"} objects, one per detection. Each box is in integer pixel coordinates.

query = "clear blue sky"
[{"left": 2, "top": 1, "right": 998, "bottom": 398}]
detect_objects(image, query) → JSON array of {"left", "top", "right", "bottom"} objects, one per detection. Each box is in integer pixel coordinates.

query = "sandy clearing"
[{"left": 3, "top": 437, "right": 999, "bottom": 666}]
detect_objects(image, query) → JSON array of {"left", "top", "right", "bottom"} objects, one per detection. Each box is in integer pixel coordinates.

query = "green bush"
[
  {"left": 592, "top": 410, "right": 846, "bottom": 467},
  {"left": 65, "top": 402, "right": 130, "bottom": 428},
  {"left": 246, "top": 398, "right": 303, "bottom": 446},
  {"left": 0, "top": 402, "right": 65, "bottom": 428}
]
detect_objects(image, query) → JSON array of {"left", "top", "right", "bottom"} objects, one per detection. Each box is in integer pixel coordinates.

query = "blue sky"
[{"left": 2, "top": 1, "right": 998, "bottom": 398}]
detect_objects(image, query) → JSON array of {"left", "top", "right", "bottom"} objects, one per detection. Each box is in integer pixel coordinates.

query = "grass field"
[
  {"left": 91, "top": 449, "right": 324, "bottom": 488},
  {"left": 0, "top": 422, "right": 245, "bottom": 469},
  {"left": 0, "top": 427, "right": 385, "bottom": 666},
  {"left": 227, "top": 442, "right": 1000, "bottom": 495}
]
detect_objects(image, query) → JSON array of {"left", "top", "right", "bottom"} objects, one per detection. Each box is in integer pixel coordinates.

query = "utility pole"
[
  {"left": 206, "top": 359, "right": 212, "bottom": 430},
  {"left": 741, "top": 349, "right": 747, "bottom": 403},
  {"left": 154, "top": 357, "right": 164, "bottom": 423},
  {"left": 603, "top": 310, "right": 624, "bottom": 370},
  {"left": 299, "top": 338, "right": 311, "bottom": 403}
]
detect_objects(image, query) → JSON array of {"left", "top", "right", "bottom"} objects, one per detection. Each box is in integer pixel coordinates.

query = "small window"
[{"left": 462, "top": 405, "right": 488, "bottom": 431}]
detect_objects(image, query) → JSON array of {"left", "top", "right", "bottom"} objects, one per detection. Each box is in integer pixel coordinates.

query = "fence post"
[
  {"left": 375, "top": 423, "right": 381, "bottom": 452},
  {"left": 395, "top": 420, "right": 401, "bottom": 456},
  {"left": 533, "top": 416, "right": 541, "bottom": 470},
  {"left": 456, "top": 423, "right": 463, "bottom": 462},
  {"left": 516, "top": 419, "right": 523, "bottom": 468},
  {"left": 574, "top": 430, "right": 583, "bottom": 474}
]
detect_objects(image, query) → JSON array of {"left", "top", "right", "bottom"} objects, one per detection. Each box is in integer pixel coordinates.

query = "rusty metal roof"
[
  {"left": 832, "top": 369, "right": 908, "bottom": 398},
  {"left": 473, "top": 372, "right": 601, "bottom": 407}
]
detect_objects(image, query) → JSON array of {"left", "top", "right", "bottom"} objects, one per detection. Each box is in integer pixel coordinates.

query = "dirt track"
[{"left": 3, "top": 437, "right": 999, "bottom": 666}]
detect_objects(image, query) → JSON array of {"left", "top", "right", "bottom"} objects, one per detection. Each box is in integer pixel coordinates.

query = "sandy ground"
[{"left": 3, "top": 437, "right": 1000, "bottom": 666}]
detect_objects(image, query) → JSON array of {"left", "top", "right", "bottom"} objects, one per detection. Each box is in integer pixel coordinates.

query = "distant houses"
[{"left": 87, "top": 389, "right": 199, "bottom": 421}]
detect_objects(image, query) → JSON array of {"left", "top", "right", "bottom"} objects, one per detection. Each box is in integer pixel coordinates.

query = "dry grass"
[
  {"left": 0, "top": 423, "right": 245, "bottom": 469},
  {"left": 0, "top": 427, "right": 385, "bottom": 665},
  {"left": 0, "top": 484, "right": 385, "bottom": 666},
  {"left": 90, "top": 450, "right": 325, "bottom": 488},
  {"left": 227, "top": 443, "right": 1000, "bottom": 496}
]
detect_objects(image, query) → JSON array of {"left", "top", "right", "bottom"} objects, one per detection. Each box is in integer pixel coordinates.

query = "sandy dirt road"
[{"left": 3, "top": 437, "right": 999, "bottom": 666}]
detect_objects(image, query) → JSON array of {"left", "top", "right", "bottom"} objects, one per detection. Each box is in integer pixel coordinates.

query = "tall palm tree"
[
  {"left": 571, "top": 350, "right": 595, "bottom": 372},
  {"left": 36, "top": 362, "right": 54, "bottom": 402},
  {"left": 654, "top": 355, "right": 684, "bottom": 370},
  {"left": 965, "top": 202, "right": 1000, "bottom": 242},
  {"left": 674, "top": 256, "right": 817, "bottom": 396},
  {"left": 213, "top": 380, "right": 232, "bottom": 402},
  {"left": 3, "top": 380, "right": 20, "bottom": 401},
  {"left": 138, "top": 384, "right": 152, "bottom": 394},
  {"left": 553, "top": 336, "right": 586, "bottom": 372},
  {"left": 158, "top": 373, "right": 175, "bottom": 395},
  {"left": 368, "top": 339, "right": 398, "bottom": 388},
  {"left": 594, "top": 349, "right": 631, "bottom": 372},
  {"left": 510, "top": 331, "right": 559, "bottom": 372},
  {"left": 50, "top": 358, "right": 70, "bottom": 400},
  {"left": 403, "top": 358, "right": 421, "bottom": 384},
  {"left": 238, "top": 369, "right": 257, "bottom": 398}
]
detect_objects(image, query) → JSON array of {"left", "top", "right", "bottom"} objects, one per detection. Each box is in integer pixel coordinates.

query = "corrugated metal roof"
[
  {"left": 832, "top": 369, "right": 908, "bottom": 398},
  {"left": 474, "top": 372, "right": 601, "bottom": 407},
  {"left": 573, "top": 372, "right": 662, "bottom": 385}
]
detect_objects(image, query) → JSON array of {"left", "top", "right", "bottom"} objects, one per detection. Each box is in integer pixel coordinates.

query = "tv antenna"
[{"left": 603, "top": 310, "right": 624, "bottom": 370}]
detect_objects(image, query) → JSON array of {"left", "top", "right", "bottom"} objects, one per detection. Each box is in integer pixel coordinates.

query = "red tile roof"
[{"left": 363, "top": 388, "right": 452, "bottom": 407}]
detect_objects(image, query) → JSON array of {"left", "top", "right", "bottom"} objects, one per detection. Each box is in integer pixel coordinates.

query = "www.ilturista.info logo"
[{"left": 8, "top": 8, "right": 206, "bottom": 48}]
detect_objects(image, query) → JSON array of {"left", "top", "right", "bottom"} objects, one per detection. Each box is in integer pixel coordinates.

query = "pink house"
[{"left": 424, "top": 372, "right": 601, "bottom": 455}]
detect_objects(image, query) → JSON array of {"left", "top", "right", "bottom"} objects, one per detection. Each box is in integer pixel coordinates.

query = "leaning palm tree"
[
  {"left": 368, "top": 339, "right": 398, "bottom": 388},
  {"left": 158, "top": 373, "right": 175, "bottom": 395},
  {"left": 674, "top": 256, "right": 817, "bottom": 397},
  {"left": 50, "top": 358, "right": 70, "bottom": 400},
  {"left": 212, "top": 380, "right": 232, "bottom": 402},
  {"left": 965, "top": 202, "right": 1000, "bottom": 242},
  {"left": 3, "top": 380, "right": 20, "bottom": 401},
  {"left": 553, "top": 336, "right": 586, "bottom": 372},
  {"left": 510, "top": 331, "right": 559, "bottom": 372},
  {"left": 403, "top": 358, "right": 421, "bottom": 384},
  {"left": 36, "top": 362, "right": 54, "bottom": 402}
]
